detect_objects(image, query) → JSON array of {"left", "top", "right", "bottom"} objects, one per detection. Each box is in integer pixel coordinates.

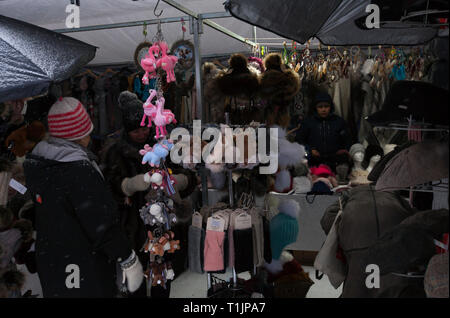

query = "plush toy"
[
  {"left": 140, "top": 139, "right": 174, "bottom": 167},
  {"left": 152, "top": 97, "right": 176, "bottom": 139},
  {"left": 141, "top": 89, "right": 158, "bottom": 127},
  {"left": 141, "top": 46, "right": 160, "bottom": 85},
  {"left": 149, "top": 262, "right": 166, "bottom": 288},
  {"left": 156, "top": 41, "right": 178, "bottom": 83},
  {"left": 168, "top": 239, "right": 180, "bottom": 253}
]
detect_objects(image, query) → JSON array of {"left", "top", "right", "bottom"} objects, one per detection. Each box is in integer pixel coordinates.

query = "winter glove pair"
[
  {"left": 121, "top": 174, "right": 151, "bottom": 197},
  {"left": 118, "top": 250, "right": 144, "bottom": 293}
]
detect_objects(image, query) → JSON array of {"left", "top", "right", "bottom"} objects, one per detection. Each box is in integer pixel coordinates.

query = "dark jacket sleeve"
[{"left": 66, "top": 163, "right": 132, "bottom": 262}]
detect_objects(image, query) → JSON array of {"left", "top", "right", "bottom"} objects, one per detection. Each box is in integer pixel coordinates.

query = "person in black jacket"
[
  {"left": 296, "top": 92, "right": 351, "bottom": 171},
  {"left": 23, "top": 97, "right": 143, "bottom": 297}
]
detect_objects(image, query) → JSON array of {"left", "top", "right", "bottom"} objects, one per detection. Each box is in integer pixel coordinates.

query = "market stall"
[{"left": 0, "top": 0, "right": 448, "bottom": 300}]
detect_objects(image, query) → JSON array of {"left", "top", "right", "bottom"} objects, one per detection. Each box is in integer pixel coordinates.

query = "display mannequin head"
[{"left": 349, "top": 143, "right": 365, "bottom": 171}]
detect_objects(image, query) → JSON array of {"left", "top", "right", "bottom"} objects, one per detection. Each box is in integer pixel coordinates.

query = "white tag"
[
  {"left": 398, "top": 105, "right": 408, "bottom": 110},
  {"left": 9, "top": 178, "right": 27, "bottom": 194},
  {"left": 206, "top": 216, "right": 225, "bottom": 232},
  {"left": 234, "top": 212, "right": 252, "bottom": 230},
  {"left": 213, "top": 211, "right": 230, "bottom": 229},
  {"left": 434, "top": 239, "right": 448, "bottom": 251},
  {"left": 192, "top": 211, "right": 203, "bottom": 229}
]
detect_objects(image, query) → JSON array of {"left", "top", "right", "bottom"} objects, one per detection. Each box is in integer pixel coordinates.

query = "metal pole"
[{"left": 162, "top": 0, "right": 257, "bottom": 48}]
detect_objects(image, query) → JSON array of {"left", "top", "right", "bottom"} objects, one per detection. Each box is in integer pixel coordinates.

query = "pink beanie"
[{"left": 47, "top": 97, "right": 94, "bottom": 141}]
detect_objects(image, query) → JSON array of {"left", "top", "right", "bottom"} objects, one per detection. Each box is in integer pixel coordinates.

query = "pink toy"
[
  {"left": 141, "top": 89, "right": 158, "bottom": 127},
  {"left": 156, "top": 41, "right": 178, "bottom": 83},
  {"left": 140, "top": 46, "right": 160, "bottom": 85},
  {"left": 153, "top": 96, "right": 176, "bottom": 139}
]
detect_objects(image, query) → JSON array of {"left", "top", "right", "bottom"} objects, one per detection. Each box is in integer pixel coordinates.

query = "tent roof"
[{"left": 0, "top": 0, "right": 294, "bottom": 65}]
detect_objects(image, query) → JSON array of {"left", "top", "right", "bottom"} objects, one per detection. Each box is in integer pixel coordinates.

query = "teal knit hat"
[{"left": 270, "top": 199, "right": 300, "bottom": 260}]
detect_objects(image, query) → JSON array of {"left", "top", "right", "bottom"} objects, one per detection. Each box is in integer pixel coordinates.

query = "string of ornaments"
[{"left": 136, "top": 24, "right": 181, "bottom": 295}]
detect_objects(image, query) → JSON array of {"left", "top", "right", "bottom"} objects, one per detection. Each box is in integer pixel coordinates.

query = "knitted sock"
[
  {"left": 250, "top": 208, "right": 264, "bottom": 267},
  {"left": 233, "top": 228, "right": 254, "bottom": 273},
  {"left": 188, "top": 225, "right": 204, "bottom": 273},
  {"left": 203, "top": 230, "right": 225, "bottom": 272}
]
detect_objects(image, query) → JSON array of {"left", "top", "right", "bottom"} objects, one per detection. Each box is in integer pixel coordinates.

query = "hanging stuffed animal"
[
  {"left": 141, "top": 46, "right": 160, "bottom": 85},
  {"left": 152, "top": 97, "right": 176, "bottom": 139},
  {"left": 139, "top": 139, "right": 174, "bottom": 167},
  {"left": 156, "top": 41, "right": 179, "bottom": 83},
  {"left": 141, "top": 89, "right": 158, "bottom": 127}
]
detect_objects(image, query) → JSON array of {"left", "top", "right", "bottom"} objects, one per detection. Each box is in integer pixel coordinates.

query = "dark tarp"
[
  {"left": 225, "top": 0, "right": 441, "bottom": 46},
  {"left": 0, "top": 15, "right": 96, "bottom": 103}
]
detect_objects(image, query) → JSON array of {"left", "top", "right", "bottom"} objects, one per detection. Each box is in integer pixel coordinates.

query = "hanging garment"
[
  {"left": 250, "top": 207, "right": 265, "bottom": 267},
  {"left": 233, "top": 228, "right": 254, "bottom": 273},
  {"left": 188, "top": 225, "right": 205, "bottom": 274},
  {"left": 433, "top": 179, "right": 449, "bottom": 210},
  {"left": 203, "top": 230, "right": 225, "bottom": 272},
  {"left": 93, "top": 78, "right": 108, "bottom": 136}
]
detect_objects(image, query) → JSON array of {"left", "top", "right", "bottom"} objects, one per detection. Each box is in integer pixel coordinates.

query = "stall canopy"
[
  {"left": 0, "top": 0, "right": 300, "bottom": 65},
  {"left": 0, "top": 14, "right": 96, "bottom": 103},
  {"left": 225, "top": 0, "right": 448, "bottom": 46}
]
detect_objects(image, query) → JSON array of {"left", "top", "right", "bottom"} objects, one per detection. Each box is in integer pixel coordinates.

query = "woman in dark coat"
[
  {"left": 100, "top": 91, "right": 197, "bottom": 297},
  {"left": 23, "top": 97, "right": 143, "bottom": 298}
]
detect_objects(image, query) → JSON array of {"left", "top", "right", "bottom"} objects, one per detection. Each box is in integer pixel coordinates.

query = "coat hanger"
[{"left": 75, "top": 69, "right": 99, "bottom": 79}]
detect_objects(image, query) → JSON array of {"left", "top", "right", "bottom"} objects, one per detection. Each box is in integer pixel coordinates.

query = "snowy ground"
[{"left": 19, "top": 264, "right": 341, "bottom": 298}]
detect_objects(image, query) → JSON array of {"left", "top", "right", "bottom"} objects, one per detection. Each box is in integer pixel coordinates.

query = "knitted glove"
[
  {"left": 121, "top": 174, "right": 150, "bottom": 196},
  {"left": 119, "top": 250, "right": 144, "bottom": 293}
]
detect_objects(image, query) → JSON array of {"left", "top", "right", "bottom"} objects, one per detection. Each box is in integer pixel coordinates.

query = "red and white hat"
[{"left": 47, "top": 97, "right": 94, "bottom": 141}]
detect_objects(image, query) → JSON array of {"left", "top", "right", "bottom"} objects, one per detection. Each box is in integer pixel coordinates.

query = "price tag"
[
  {"left": 206, "top": 216, "right": 225, "bottom": 232},
  {"left": 192, "top": 211, "right": 203, "bottom": 229},
  {"left": 212, "top": 211, "right": 229, "bottom": 230},
  {"left": 234, "top": 212, "right": 252, "bottom": 230},
  {"left": 9, "top": 178, "right": 27, "bottom": 194}
]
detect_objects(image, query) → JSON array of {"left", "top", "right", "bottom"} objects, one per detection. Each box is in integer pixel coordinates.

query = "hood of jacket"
[{"left": 28, "top": 137, "right": 102, "bottom": 177}]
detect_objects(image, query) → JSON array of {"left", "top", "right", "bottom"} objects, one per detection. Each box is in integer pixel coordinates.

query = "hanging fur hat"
[
  {"left": 215, "top": 53, "right": 260, "bottom": 97},
  {"left": 260, "top": 53, "right": 301, "bottom": 103},
  {"left": 202, "top": 62, "right": 225, "bottom": 123}
]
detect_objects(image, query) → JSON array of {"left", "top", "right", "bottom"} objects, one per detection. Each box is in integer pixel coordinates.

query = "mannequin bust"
[
  {"left": 352, "top": 151, "right": 365, "bottom": 172},
  {"left": 366, "top": 155, "right": 381, "bottom": 173}
]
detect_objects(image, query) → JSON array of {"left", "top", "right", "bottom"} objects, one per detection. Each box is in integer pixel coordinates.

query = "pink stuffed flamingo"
[
  {"left": 153, "top": 96, "right": 176, "bottom": 139},
  {"left": 140, "top": 45, "right": 160, "bottom": 85},
  {"left": 156, "top": 41, "right": 178, "bottom": 83},
  {"left": 141, "top": 89, "right": 158, "bottom": 127}
]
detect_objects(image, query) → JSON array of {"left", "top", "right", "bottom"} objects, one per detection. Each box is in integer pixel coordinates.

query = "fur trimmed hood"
[
  {"left": 216, "top": 54, "right": 260, "bottom": 97},
  {"left": 260, "top": 53, "right": 301, "bottom": 102}
]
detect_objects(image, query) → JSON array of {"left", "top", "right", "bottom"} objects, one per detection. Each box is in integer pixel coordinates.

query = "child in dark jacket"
[{"left": 296, "top": 92, "right": 351, "bottom": 171}]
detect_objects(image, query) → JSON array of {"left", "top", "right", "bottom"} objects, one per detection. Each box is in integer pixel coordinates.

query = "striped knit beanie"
[{"left": 47, "top": 97, "right": 93, "bottom": 141}]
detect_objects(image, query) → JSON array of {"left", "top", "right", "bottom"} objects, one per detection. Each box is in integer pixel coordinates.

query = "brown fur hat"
[
  {"left": 216, "top": 53, "right": 260, "bottom": 97},
  {"left": 202, "top": 62, "right": 226, "bottom": 123},
  {"left": 260, "top": 53, "right": 301, "bottom": 103},
  {"left": 5, "top": 121, "right": 46, "bottom": 157}
]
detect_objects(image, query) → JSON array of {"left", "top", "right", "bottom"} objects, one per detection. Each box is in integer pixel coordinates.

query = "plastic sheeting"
[
  {"left": 0, "top": 15, "right": 96, "bottom": 103},
  {"left": 226, "top": 0, "right": 440, "bottom": 45},
  {"left": 0, "top": 0, "right": 291, "bottom": 65}
]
